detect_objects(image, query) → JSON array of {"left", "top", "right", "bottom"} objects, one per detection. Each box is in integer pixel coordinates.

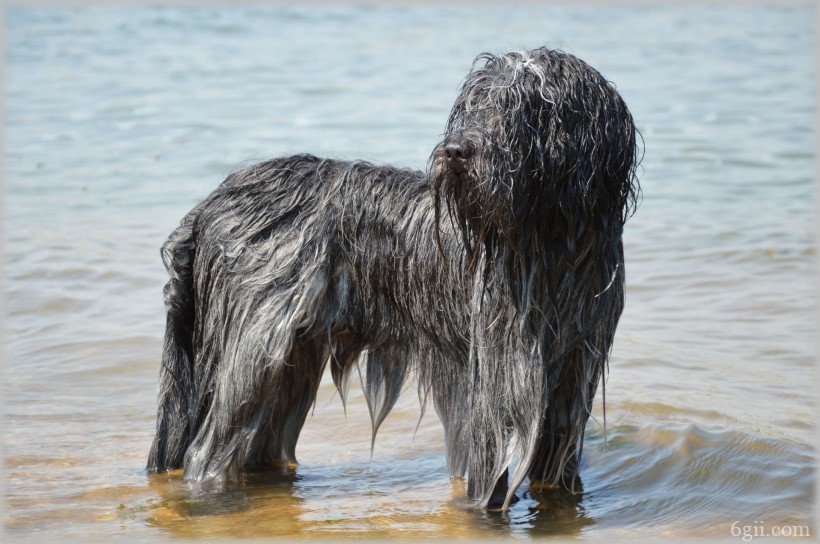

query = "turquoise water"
[{"left": 4, "top": 5, "right": 815, "bottom": 540}]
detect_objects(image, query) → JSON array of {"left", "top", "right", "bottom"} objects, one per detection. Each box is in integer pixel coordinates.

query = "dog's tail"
[{"left": 147, "top": 208, "right": 200, "bottom": 472}]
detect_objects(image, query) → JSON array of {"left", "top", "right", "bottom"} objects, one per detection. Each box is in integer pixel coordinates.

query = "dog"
[{"left": 147, "top": 47, "right": 640, "bottom": 511}]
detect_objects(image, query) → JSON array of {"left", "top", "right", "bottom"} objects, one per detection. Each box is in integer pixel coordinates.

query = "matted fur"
[{"left": 147, "top": 47, "right": 640, "bottom": 511}]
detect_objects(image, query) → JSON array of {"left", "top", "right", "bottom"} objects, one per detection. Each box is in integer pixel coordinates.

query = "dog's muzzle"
[{"left": 442, "top": 137, "right": 473, "bottom": 176}]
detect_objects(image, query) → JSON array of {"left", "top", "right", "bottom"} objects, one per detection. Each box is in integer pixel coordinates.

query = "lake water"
[{"left": 4, "top": 5, "right": 816, "bottom": 541}]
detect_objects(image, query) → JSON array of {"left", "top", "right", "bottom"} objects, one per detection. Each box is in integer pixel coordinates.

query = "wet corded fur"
[{"left": 147, "top": 47, "right": 641, "bottom": 511}]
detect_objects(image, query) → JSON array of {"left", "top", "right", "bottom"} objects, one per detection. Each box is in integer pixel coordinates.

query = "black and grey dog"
[{"left": 147, "top": 47, "right": 640, "bottom": 510}]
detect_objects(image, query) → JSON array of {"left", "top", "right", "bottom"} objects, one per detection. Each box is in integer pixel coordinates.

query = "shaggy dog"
[{"left": 147, "top": 47, "right": 640, "bottom": 511}]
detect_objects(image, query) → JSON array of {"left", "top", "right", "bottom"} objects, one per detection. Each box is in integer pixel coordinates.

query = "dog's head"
[{"left": 432, "top": 47, "right": 640, "bottom": 263}]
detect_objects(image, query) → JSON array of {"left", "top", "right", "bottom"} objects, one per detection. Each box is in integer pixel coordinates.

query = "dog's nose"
[
  {"left": 443, "top": 141, "right": 472, "bottom": 174},
  {"left": 444, "top": 142, "right": 472, "bottom": 161}
]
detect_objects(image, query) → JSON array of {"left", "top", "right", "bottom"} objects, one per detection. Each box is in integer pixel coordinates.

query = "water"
[{"left": 4, "top": 5, "right": 815, "bottom": 540}]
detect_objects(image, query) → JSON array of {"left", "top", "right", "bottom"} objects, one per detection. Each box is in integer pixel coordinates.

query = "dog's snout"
[
  {"left": 444, "top": 142, "right": 471, "bottom": 161},
  {"left": 442, "top": 139, "right": 472, "bottom": 174}
]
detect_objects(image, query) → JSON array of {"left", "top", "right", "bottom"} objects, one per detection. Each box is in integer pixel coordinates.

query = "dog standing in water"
[{"left": 147, "top": 47, "right": 640, "bottom": 510}]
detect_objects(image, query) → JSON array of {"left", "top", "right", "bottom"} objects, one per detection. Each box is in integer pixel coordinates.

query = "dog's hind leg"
[
  {"left": 246, "top": 339, "right": 328, "bottom": 467},
  {"left": 181, "top": 336, "right": 326, "bottom": 484},
  {"left": 181, "top": 262, "right": 333, "bottom": 485}
]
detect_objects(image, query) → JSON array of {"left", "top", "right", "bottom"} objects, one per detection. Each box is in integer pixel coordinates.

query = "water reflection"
[
  {"left": 144, "top": 466, "right": 302, "bottom": 537},
  {"left": 12, "top": 408, "right": 809, "bottom": 539},
  {"left": 141, "top": 461, "right": 598, "bottom": 539},
  {"left": 465, "top": 484, "right": 594, "bottom": 539}
]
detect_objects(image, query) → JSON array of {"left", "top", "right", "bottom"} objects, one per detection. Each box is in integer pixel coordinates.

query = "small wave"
[{"left": 571, "top": 421, "right": 815, "bottom": 537}]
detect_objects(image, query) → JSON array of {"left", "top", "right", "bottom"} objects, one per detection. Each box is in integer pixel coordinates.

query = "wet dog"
[{"left": 147, "top": 47, "right": 640, "bottom": 510}]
